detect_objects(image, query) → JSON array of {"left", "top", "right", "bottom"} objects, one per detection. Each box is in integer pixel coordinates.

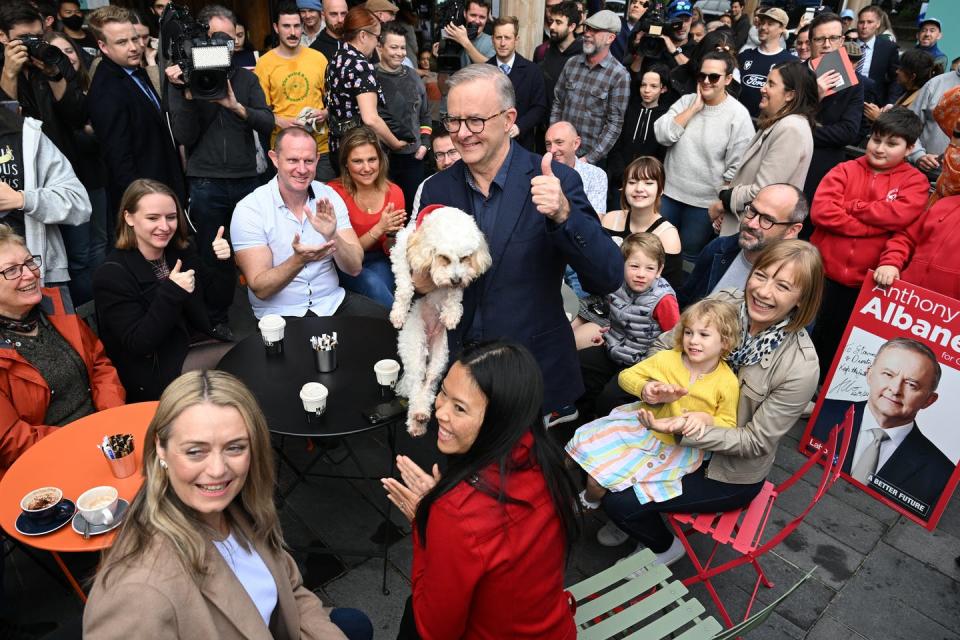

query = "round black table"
[
  {"left": 218, "top": 315, "right": 402, "bottom": 594},
  {"left": 218, "top": 316, "right": 400, "bottom": 437}
]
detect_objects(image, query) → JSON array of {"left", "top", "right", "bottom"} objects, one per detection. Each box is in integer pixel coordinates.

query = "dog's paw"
[
  {"left": 439, "top": 308, "right": 462, "bottom": 329},
  {"left": 389, "top": 309, "right": 406, "bottom": 329}
]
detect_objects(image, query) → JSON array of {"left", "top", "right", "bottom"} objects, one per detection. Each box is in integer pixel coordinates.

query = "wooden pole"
[{"left": 499, "top": 0, "right": 544, "bottom": 60}]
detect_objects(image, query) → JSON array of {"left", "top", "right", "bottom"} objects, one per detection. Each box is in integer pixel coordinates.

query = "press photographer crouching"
[{"left": 166, "top": 4, "right": 273, "bottom": 338}]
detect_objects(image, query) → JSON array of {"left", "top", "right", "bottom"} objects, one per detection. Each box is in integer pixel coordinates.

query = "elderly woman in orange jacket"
[{"left": 0, "top": 225, "right": 125, "bottom": 478}]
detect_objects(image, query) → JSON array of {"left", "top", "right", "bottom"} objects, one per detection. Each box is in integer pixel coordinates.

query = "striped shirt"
[{"left": 550, "top": 52, "right": 630, "bottom": 164}]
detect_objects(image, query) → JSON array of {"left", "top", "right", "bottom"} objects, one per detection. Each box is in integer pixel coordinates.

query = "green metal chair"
[
  {"left": 710, "top": 566, "right": 817, "bottom": 640},
  {"left": 566, "top": 547, "right": 724, "bottom": 639}
]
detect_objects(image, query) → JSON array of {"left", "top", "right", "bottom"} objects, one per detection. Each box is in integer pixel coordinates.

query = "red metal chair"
[{"left": 666, "top": 406, "right": 854, "bottom": 628}]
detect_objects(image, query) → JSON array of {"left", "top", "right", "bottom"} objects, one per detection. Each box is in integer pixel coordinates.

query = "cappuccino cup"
[
  {"left": 20, "top": 486, "right": 64, "bottom": 524},
  {"left": 259, "top": 315, "right": 286, "bottom": 355},
  {"left": 77, "top": 486, "right": 120, "bottom": 526}
]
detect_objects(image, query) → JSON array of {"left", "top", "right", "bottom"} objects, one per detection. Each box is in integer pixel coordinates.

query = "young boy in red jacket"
[{"left": 810, "top": 107, "right": 929, "bottom": 378}]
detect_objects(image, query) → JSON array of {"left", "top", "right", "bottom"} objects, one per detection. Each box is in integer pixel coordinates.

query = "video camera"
[
  {"left": 159, "top": 3, "right": 235, "bottom": 101},
  {"left": 434, "top": 0, "right": 478, "bottom": 74},
  {"left": 631, "top": 1, "right": 676, "bottom": 60}
]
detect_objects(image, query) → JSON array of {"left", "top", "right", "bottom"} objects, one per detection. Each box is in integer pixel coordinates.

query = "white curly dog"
[{"left": 390, "top": 206, "right": 492, "bottom": 436}]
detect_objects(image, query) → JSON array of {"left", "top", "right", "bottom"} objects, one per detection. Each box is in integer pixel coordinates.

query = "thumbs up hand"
[
  {"left": 530, "top": 153, "right": 570, "bottom": 224},
  {"left": 168, "top": 259, "right": 196, "bottom": 293},
  {"left": 212, "top": 226, "right": 231, "bottom": 261}
]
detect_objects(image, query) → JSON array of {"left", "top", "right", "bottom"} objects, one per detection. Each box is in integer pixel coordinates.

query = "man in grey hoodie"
[{"left": 0, "top": 109, "right": 91, "bottom": 286}]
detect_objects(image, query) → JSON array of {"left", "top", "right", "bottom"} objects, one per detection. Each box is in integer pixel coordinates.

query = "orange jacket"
[{"left": 0, "top": 287, "right": 125, "bottom": 478}]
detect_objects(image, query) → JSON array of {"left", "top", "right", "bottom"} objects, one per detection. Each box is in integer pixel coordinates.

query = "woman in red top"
[
  {"left": 383, "top": 342, "right": 580, "bottom": 640},
  {"left": 328, "top": 126, "right": 406, "bottom": 308}
]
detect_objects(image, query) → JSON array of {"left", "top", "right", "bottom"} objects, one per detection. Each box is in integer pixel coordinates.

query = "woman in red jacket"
[
  {"left": 0, "top": 225, "right": 125, "bottom": 478},
  {"left": 383, "top": 342, "right": 580, "bottom": 640}
]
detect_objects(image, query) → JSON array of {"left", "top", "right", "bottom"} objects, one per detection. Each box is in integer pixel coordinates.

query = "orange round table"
[{"left": 0, "top": 402, "right": 158, "bottom": 600}]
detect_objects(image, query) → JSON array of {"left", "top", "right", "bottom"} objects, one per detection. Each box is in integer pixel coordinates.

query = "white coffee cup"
[
  {"left": 259, "top": 314, "right": 286, "bottom": 341},
  {"left": 374, "top": 359, "right": 401, "bottom": 387},
  {"left": 77, "top": 485, "right": 120, "bottom": 526},
  {"left": 300, "top": 382, "right": 328, "bottom": 415}
]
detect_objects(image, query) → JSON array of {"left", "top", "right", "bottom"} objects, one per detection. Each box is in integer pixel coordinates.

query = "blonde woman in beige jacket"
[{"left": 710, "top": 61, "right": 819, "bottom": 236}]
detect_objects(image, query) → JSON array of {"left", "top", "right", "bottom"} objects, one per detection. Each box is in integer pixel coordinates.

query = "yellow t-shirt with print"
[{"left": 255, "top": 47, "right": 329, "bottom": 154}]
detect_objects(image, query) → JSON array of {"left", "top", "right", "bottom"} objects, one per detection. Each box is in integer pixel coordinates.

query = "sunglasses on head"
[{"left": 697, "top": 72, "right": 724, "bottom": 84}]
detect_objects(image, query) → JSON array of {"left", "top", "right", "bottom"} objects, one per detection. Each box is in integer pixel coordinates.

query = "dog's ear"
[
  {"left": 468, "top": 243, "right": 493, "bottom": 276},
  {"left": 405, "top": 228, "right": 434, "bottom": 274}
]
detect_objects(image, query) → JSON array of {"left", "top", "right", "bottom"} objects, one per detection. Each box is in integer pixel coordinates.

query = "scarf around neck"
[{"left": 727, "top": 302, "right": 789, "bottom": 372}]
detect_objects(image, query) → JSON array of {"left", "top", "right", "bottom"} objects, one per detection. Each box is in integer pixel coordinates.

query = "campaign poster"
[{"left": 800, "top": 276, "right": 960, "bottom": 530}]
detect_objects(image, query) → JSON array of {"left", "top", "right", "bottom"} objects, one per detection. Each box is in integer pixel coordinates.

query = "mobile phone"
[{"left": 361, "top": 398, "right": 407, "bottom": 425}]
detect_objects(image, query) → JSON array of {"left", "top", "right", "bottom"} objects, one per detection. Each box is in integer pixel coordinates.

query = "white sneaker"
[
  {"left": 653, "top": 536, "right": 686, "bottom": 568},
  {"left": 596, "top": 520, "right": 631, "bottom": 547}
]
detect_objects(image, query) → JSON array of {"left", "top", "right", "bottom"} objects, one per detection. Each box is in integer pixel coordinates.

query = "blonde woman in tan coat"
[
  {"left": 710, "top": 61, "right": 819, "bottom": 236},
  {"left": 83, "top": 371, "right": 372, "bottom": 640}
]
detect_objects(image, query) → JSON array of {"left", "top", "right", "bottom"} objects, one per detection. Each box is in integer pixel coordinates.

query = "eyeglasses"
[
  {"left": 360, "top": 28, "right": 382, "bottom": 42},
  {"left": 0, "top": 256, "right": 41, "bottom": 280},
  {"left": 743, "top": 203, "right": 793, "bottom": 230},
  {"left": 441, "top": 109, "right": 507, "bottom": 134},
  {"left": 811, "top": 35, "right": 844, "bottom": 45},
  {"left": 697, "top": 72, "right": 724, "bottom": 84},
  {"left": 433, "top": 148, "right": 461, "bottom": 161}
]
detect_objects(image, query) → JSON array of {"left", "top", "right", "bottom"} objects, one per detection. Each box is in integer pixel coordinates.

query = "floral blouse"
[{"left": 324, "top": 41, "right": 386, "bottom": 154}]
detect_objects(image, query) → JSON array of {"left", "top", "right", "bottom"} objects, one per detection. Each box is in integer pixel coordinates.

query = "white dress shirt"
[{"left": 850, "top": 405, "right": 914, "bottom": 473}]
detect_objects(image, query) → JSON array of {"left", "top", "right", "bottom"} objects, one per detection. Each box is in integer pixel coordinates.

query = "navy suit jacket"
[
  {"left": 865, "top": 36, "right": 900, "bottom": 105},
  {"left": 487, "top": 53, "right": 548, "bottom": 151},
  {"left": 811, "top": 398, "right": 954, "bottom": 519},
  {"left": 88, "top": 57, "right": 186, "bottom": 216},
  {"left": 416, "top": 143, "right": 622, "bottom": 411}
]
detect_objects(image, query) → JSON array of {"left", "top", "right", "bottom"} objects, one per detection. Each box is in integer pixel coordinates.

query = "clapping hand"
[
  {"left": 211, "top": 226, "right": 231, "bottom": 260},
  {"left": 531, "top": 153, "right": 570, "bottom": 224},
  {"left": 636, "top": 408, "right": 685, "bottom": 434},
  {"left": 306, "top": 199, "right": 337, "bottom": 239},
  {"left": 291, "top": 233, "right": 336, "bottom": 264},
  {"left": 168, "top": 259, "right": 195, "bottom": 293},
  {"left": 641, "top": 381, "right": 688, "bottom": 405},
  {"left": 378, "top": 203, "right": 406, "bottom": 236},
  {"left": 381, "top": 455, "right": 441, "bottom": 522}
]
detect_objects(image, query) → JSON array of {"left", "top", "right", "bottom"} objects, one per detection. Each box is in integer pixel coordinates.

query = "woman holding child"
[{"left": 591, "top": 241, "right": 824, "bottom": 560}]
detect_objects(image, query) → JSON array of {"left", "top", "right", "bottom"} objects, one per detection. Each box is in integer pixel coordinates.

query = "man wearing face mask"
[{"left": 57, "top": 0, "right": 96, "bottom": 65}]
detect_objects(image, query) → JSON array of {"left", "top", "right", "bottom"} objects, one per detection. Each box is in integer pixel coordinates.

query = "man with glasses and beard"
[
  {"left": 551, "top": 10, "right": 629, "bottom": 167},
  {"left": 678, "top": 183, "right": 807, "bottom": 307},
  {"left": 411, "top": 64, "right": 621, "bottom": 424}
]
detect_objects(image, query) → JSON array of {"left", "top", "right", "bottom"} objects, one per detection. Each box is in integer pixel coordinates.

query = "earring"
[{"left": 159, "top": 459, "right": 168, "bottom": 470}]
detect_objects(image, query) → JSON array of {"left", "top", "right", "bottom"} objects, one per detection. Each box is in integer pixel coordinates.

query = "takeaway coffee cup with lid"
[
  {"left": 300, "top": 382, "right": 328, "bottom": 420},
  {"left": 259, "top": 314, "right": 286, "bottom": 355},
  {"left": 374, "top": 359, "right": 401, "bottom": 397}
]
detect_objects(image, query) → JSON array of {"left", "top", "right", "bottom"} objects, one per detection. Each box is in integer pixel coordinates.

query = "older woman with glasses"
[
  {"left": 0, "top": 224, "right": 125, "bottom": 479},
  {"left": 654, "top": 50, "right": 754, "bottom": 263},
  {"left": 325, "top": 7, "right": 409, "bottom": 162}
]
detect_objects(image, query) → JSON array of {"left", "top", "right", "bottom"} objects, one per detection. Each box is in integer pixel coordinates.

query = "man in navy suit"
[
  {"left": 87, "top": 6, "right": 186, "bottom": 226},
  {"left": 486, "top": 16, "right": 547, "bottom": 151},
  {"left": 413, "top": 64, "right": 621, "bottom": 417},
  {"left": 811, "top": 338, "right": 954, "bottom": 520},
  {"left": 856, "top": 6, "right": 900, "bottom": 105}
]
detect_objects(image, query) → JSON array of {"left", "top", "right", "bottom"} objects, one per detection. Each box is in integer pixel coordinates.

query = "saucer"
[
  {"left": 15, "top": 499, "right": 76, "bottom": 536},
  {"left": 72, "top": 499, "right": 129, "bottom": 536}
]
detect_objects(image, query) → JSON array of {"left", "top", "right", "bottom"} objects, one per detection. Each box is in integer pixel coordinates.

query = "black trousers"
[
  {"left": 397, "top": 596, "right": 421, "bottom": 640},
  {"left": 578, "top": 346, "right": 633, "bottom": 420},
  {"left": 333, "top": 290, "right": 390, "bottom": 320},
  {"left": 601, "top": 465, "right": 764, "bottom": 552},
  {"left": 811, "top": 277, "right": 860, "bottom": 383}
]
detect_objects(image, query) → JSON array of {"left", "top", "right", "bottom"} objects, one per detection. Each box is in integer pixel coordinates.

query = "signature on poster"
[{"left": 828, "top": 342, "right": 874, "bottom": 398}]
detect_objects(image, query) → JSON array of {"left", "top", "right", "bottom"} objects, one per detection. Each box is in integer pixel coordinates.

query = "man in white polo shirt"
[{"left": 231, "top": 126, "right": 386, "bottom": 319}]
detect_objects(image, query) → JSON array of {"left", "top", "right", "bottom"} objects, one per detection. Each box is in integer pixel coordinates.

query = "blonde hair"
[
  {"left": 621, "top": 232, "right": 664, "bottom": 268},
  {"left": 115, "top": 179, "right": 190, "bottom": 251},
  {"left": 87, "top": 5, "right": 133, "bottom": 43},
  {"left": 748, "top": 239, "right": 823, "bottom": 333},
  {"left": 620, "top": 156, "right": 665, "bottom": 212},
  {"left": 674, "top": 299, "right": 741, "bottom": 358},
  {"left": 0, "top": 223, "right": 27, "bottom": 252},
  {"left": 97, "top": 371, "right": 283, "bottom": 587}
]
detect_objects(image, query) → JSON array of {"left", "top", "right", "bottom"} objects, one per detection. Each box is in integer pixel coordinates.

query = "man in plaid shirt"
[{"left": 550, "top": 10, "right": 629, "bottom": 167}]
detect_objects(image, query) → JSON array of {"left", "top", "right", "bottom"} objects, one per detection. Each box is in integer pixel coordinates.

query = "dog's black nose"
[{"left": 450, "top": 277, "right": 461, "bottom": 285}]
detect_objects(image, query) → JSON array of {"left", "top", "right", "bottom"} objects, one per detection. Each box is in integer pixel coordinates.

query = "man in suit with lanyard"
[
  {"left": 412, "top": 64, "right": 622, "bottom": 423},
  {"left": 87, "top": 5, "right": 185, "bottom": 230}
]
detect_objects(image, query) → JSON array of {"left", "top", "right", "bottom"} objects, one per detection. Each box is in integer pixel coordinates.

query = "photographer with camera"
[
  {"left": 441, "top": 0, "right": 494, "bottom": 69},
  {"left": 167, "top": 5, "right": 273, "bottom": 337}
]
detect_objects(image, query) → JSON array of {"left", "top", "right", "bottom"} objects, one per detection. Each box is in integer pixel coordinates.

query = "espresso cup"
[
  {"left": 259, "top": 314, "right": 286, "bottom": 355},
  {"left": 20, "top": 486, "right": 64, "bottom": 523},
  {"left": 300, "top": 382, "right": 328, "bottom": 418},
  {"left": 77, "top": 486, "right": 120, "bottom": 526}
]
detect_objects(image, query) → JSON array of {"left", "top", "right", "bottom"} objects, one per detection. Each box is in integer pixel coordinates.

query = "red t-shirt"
[{"left": 327, "top": 179, "right": 405, "bottom": 254}]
